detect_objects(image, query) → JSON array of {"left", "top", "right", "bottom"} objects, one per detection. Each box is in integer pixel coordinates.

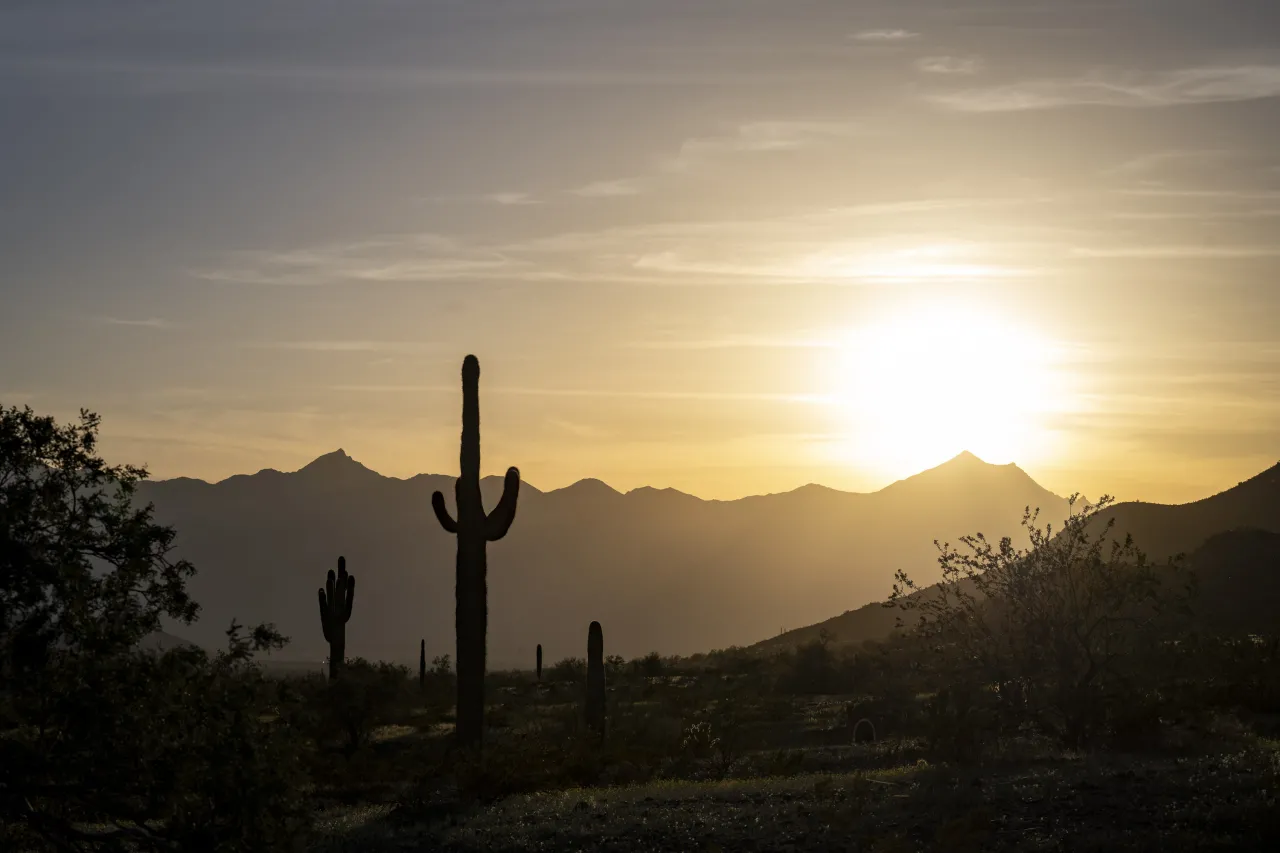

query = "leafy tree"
[
  {"left": 891, "top": 495, "right": 1191, "bottom": 747},
  {"left": 0, "top": 405, "right": 307, "bottom": 850}
]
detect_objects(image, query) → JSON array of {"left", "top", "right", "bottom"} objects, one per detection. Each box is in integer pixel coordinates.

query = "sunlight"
[{"left": 826, "top": 299, "right": 1073, "bottom": 480}]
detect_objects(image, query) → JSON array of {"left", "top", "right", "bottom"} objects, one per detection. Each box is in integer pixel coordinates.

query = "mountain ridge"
[{"left": 136, "top": 449, "right": 1075, "bottom": 666}]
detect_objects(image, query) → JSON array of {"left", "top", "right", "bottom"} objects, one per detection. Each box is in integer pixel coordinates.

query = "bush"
[
  {"left": 892, "top": 495, "right": 1193, "bottom": 748},
  {"left": 0, "top": 405, "right": 308, "bottom": 851}
]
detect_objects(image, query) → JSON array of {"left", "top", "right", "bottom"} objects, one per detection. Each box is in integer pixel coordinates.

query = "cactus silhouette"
[
  {"left": 586, "top": 621, "right": 606, "bottom": 739},
  {"left": 317, "top": 556, "right": 355, "bottom": 679},
  {"left": 419, "top": 639, "right": 426, "bottom": 691},
  {"left": 432, "top": 354, "right": 521, "bottom": 749},
  {"left": 536, "top": 644, "right": 543, "bottom": 681}
]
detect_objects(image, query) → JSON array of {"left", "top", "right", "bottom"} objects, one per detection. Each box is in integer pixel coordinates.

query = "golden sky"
[{"left": 2, "top": 1, "right": 1278, "bottom": 504}]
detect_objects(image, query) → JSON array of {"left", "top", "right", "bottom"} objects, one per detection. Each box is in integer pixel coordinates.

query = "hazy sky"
[{"left": 3, "top": 0, "right": 1279, "bottom": 503}]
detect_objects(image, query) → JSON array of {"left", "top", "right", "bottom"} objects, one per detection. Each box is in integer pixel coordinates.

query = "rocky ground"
[{"left": 313, "top": 744, "right": 1280, "bottom": 852}]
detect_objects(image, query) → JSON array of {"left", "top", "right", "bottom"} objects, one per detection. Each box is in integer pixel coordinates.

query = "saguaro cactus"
[
  {"left": 586, "top": 621, "right": 606, "bottom": 739},
  {"left": 420, "top": 639, "right": 427, "bottom": 691},
  {"left": 318, "top": 556, "right": 355, "bottom": 679},
  {"left": 432, "top": 354, "right": 521, "bottom": 749},
  {"left": 536, "top": 644, "right": 543, "bottom": 681}
]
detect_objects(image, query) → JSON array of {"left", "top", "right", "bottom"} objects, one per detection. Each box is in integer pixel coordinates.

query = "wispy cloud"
[
  {"left": 1105, "top": 149, "right": 1233, "bottom": 178},
  {"left": 191, "top": 234, "right": 531, "bottom": 286},
  {"left": 665, "top": 121, "right": 862, "bottom": 172},
  {"left": 572, "top": 178, "right": 646, "bottom": 198},
  {"left": 932, "top": 65, "right": 1280, "bottom": 112},
  {"left": 625, "top": 335, "right": 841, "bottom": 350},
  {"left": 242, "top": 341, "right": 442, "bottom": 354},
  {"left": 915, "top": 55, "right": 981, "bottom": 75},
  {"left": 2, "top": 57, "right": 831, "bottom": 92},
  {"left": 96, "top": 316, "right": 172, "bottom": 328},
  {"left": 851, "top": 29, "right": 919, "bottom": 42},
  {"left": 484, "top": 192, "right": 539, "bottom": 206},
  {"left": 1072, "top": 245, "right": 1280, "bottom": 259},
  {"left": 328, "top": 384, "right": 836, "bottom": 403}
]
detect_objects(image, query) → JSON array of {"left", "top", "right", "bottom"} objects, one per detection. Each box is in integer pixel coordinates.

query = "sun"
[{"left": 825, "top": 299, "right": 1070, "bottom": 480}]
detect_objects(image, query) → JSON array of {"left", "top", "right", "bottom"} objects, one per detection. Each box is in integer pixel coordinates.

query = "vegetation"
[
  {"left": 5, "top": 401, "right": 1280, "bottom": 851},
  {"left": 318, "top": 556, "right": 356, "bottom": 679},
  {"left": 586, "top": 621, "right": 606, "bottom": 739},
  {"left": 0, "top": 405, "right": 307, "bottom": 851},
  {"left": 430, "top": 354, "right": 521, "bottom": 750}
]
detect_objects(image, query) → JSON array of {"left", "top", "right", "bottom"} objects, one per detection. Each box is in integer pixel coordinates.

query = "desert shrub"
[
  {"left": 892, "top": 495, "right": 1193, "bottom": 749},
  {"left": 0, "top": 405, "right": 308, "bottom": 851},
  {"left": 549, "top": 656, "right": 586, "bottom": 682},
  {"left": 291, "top": 658, "right": 413, "bottom": 753},
  {"left": 630, "top": 650, "right": 665, "bottom": 678}
]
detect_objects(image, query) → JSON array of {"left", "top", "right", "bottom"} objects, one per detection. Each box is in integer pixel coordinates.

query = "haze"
[{"left": 3, "top": 0, "right": 1279, "bottom": 503}]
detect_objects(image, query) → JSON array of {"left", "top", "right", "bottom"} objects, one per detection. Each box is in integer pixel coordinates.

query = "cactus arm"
[
  {"left": 484, "top": 467, "right": 521, "bottom": 541},
  {"left": 344, "top": 574, "right": 355, "bottom": 621},
  {"left": 431, "top": 491, "right": 459, "bottom": 533},
  {"left": 325, "top": 569, "right": 336, "bottom": 615},
  {"left": 318, "top": 588, "right": 331, "bottom": 642}
]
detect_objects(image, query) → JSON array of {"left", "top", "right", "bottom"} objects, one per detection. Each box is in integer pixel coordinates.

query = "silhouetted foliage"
[
  {"left": 0, "top": 405, "right": 307, "bottom": 851},
  {"left": 430, "top": 355, "right": 521, "bottom": 750},
  {"left": 892, "top": 495, "right": 1194, "bottom": 748},
  {"left": 318, "top": 555, "right": 355, "bottom": 679},
  {"left": 586, "top": 621, "right": 606, "bottom": 739}
]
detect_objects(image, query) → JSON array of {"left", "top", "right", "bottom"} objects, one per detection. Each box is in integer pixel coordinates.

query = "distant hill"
[
  {"left": 752, "top": 461, "right": 1280, "bottom": 652},
  {"left": 137, "top": 450, "right": 1071, "bottom": 668},
  {"left": 137, "top": 630, "right": 199, "bottom": 653}
]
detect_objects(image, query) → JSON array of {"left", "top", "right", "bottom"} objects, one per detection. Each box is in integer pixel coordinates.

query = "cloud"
[
  {"left": 625, "top": 335, "right": 841, "bottom": 350},
  {"left": 1072, "top": 245, "right": 1280, "bottom": 259},
  {"left": 931, "top": 65, "right": 1280, "bottom": 112},
  {"left": 484, "top": 192, "right": 539, "bottom": 205},
  {"left": 851, "top": 29, "right": 919, "bottom": 42},
  {"left": 1105, "top": 149, "right": 1232, "bottom": 178},
  {"left": 96, "top": 316, "right": 172, "bottom": 328},
  {"left": 191, "top": 234, "right": 532, "bottom": 285},
  {"left": 572, "top": 178, "right": 646, "bottom": 198},
  {"left": 243, "top": 341, "right": 441, "bottom": 354},
  {"left": 2, "top": 57, "right": 835, "bottom": 94},
  {"left": 665, "top": 121, "right": 861, "bottom": 172},
  {"left": 328, "top": 384, "right": 836, "bottom": 403},
  {"left": 915, "top": 55, "right": 981, "bottom": 75}
]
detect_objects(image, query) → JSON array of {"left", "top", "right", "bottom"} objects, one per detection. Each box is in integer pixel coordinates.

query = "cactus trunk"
[
  {"left": 432, "top": 355, "right": 521, "bottom": 750},
  {"left": 536, "top": 644, "right": 543, "bottom": 681},
  {"left": 586, "top": 621, "right": 606, "bottom": 739},
  {"left": 318, "top": 556, "right": 355, "bottom": 680},
  {"left": 419, "top": 639, "right": 426, "bottom": 691}
]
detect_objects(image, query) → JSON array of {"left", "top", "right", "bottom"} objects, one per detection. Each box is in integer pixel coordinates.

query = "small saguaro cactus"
[
  {"left": 420, "top": 639, "right": 427, "bottom": 691},
  {"left": 586, "top": 621, "right": 606, "bottom": 739},
  {"left": 536, "top": 644, "right": 543, "bottom": 681},
  {"left": 432, "top": 354, "right": 521, "bottom": 750},
  {"left": 318, "top": 556, "right": 355, "bottom": 679}
]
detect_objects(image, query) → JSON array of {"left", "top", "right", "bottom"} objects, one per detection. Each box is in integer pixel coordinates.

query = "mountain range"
[
  {"left": 751, "top": 460, "right": 1280, "bottom": 652},
  {"left": 139, "top": 450, "right": 1082, "bottom": 667}
]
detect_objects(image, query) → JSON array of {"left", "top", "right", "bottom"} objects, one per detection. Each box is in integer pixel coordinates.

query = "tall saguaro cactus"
[
  {"left": 432, "top": 354, "right": 521, "bottom": 749},
  {"left": 318, "top": 556, "right": 355, "bottom": 679},
  {"left": 536, "top": 644, "right": 543, "bottom": 681},
  {"left": 586, "top": 621, "right": 606, "bottom": 739},
  {"left": 420, "top": 639, "right": 427, "bottom": 691}
]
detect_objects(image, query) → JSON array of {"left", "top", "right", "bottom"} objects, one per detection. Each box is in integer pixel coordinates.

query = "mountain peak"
[
  {"left": 297, "top": 448, "right": 376, "bottom": 477},
  {"left": 555, "top": 477, "right": 622, "bottom": 498}
]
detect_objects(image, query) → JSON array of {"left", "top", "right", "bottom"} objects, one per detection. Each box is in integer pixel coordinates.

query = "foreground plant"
[
  {"left": 891, "top": 495, "right": 1192, "bottom": 747},
  {"left": 432, "top": 355, "right": 521, "bottom": 749}
]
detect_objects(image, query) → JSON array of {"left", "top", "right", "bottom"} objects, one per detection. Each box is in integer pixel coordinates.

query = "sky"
[{"left": 2, "top": 0, "right": 1279, "bottom": 504}]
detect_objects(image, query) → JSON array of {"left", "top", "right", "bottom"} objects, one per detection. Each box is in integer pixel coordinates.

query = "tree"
[
  {"left": 0, "top": 405, "right": 307, "bottom": 850},
  {"left": 891, "top": 495, "right": 1190, "bottom": 747}
]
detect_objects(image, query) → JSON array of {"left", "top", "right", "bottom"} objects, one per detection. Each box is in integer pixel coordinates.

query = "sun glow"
[{"left": 826, "top": 300, "right": 1073, "bottom": 480}]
